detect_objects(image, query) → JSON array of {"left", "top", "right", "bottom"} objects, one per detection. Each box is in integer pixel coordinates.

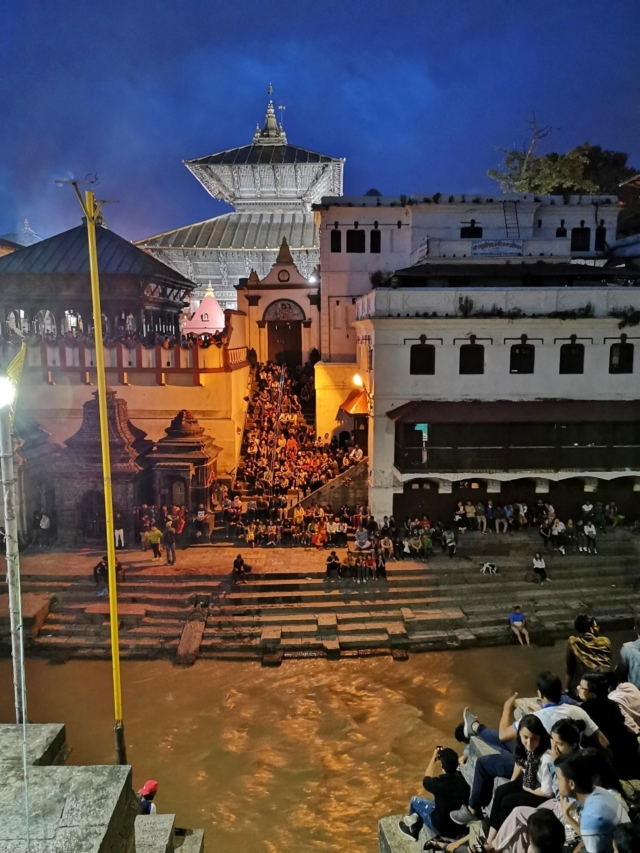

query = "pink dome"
[{"left": 184, "top": 290, "right": 225, "bottom": 334}]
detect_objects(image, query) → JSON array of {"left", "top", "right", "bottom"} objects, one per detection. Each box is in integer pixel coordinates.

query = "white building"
[{"left": 312, "top": 193, "right": 640, "bottom": 520}]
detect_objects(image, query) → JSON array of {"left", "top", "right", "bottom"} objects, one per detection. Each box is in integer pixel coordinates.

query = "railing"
[{"left": 4, "top": 341, "right": 249, "bottom": 386}]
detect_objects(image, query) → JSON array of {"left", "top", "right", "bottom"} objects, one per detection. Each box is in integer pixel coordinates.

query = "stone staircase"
[{"left": 19, "top": 530, "right": 640, "bottom": 662}]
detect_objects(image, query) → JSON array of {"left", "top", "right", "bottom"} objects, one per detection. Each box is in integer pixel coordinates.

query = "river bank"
[{"left": 0, "top": 632, "right": 631, "bottom": 853}]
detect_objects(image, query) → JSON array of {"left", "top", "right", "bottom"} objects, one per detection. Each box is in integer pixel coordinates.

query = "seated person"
[
  {"left": 354, "top": 526, "right": 371, "bottom": 550},
  {"left": 509, "top": 605, "right": 531, "bottom": 647},
  {"left": 325, "top": 551, "right": 341, "bottom": 578},
  {"left": 380, "top": 534, "right": 394, "bottom": 561},
  {"left": 451, "top": 672, "right": 605, "bottom": 827},
  {"left": 232, "top": 554, "right": 248, "bottom": 584},
  {"left": 398, "top": 746, "right": 469, "bottom": 843},
  {"left": 364, "top": 553, "right": 376, "bottom": 580},
  {"left": 555, "top": 750, "right": 629, "bottom": 853}
]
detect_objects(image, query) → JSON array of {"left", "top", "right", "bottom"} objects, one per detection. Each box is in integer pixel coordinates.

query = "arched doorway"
[{"left": 264, "top": 300, "right": 304, "bottom": 366}]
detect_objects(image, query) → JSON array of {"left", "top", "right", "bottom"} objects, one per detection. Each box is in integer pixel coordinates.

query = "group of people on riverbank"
[
  {"left": 398, "top": 616, "right": 640, "bottom": 853},
  {"left": 235, "top": 362, "right": 362, "bottom": 497}
]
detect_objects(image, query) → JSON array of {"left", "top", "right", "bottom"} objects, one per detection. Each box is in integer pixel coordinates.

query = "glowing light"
[
  {"left": 0, "top": 377, "right": 16, "bottom": 409},
  {"left": 308, "top": 274, "right": 317, "bottom": 284},
  {"left": 353, "top": 373, "right": 363, "bottom": 388}
]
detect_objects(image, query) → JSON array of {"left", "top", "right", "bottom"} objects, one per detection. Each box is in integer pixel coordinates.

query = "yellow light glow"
[{"left": 353, "top": 373, "right": 363, "bottom": 388}]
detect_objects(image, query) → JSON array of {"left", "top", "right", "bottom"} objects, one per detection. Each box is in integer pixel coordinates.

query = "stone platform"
[
  {"left": 2, "top": 529, "right": 639, "bottom": 663},
  {"left": 0, "top": 723, "right": 204, "bottom": 852}
]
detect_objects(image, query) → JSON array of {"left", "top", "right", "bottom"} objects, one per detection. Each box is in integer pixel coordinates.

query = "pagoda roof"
[
  {"left": 0, "top": 218, "right": 43, "bottom": 246},
  {"left": 0, "top": 224, "right": 194, "bottom": 285},
  {"left": 186, "top": 143, "right": 337, "bottom": 167},
  {"left": 136, "top": 211, "right": 317, "bottom": 252}
]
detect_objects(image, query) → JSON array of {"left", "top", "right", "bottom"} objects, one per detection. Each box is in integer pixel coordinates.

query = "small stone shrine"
[
  {"left": 145, "top": 410, "right": 221, "bottom": 511},
  {"left": 55, "top": 390, "right": 148, "bottom": 546}
]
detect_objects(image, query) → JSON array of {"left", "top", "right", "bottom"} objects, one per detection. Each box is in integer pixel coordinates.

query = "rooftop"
[
  {"left": 136, "top": 211, "right": 318, "bottom": 252},
  {"left": 0, "top": 224, "right": 194, "bottom": 284},
  {"left": 315, "top": 193, "right": 618, "bottom": 209}
]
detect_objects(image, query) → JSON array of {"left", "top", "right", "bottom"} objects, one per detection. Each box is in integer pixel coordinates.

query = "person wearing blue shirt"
[
  {"left": 509, "top": 606, "right": 530, "bottom": 646},
  {"left": 556, "top": 751, "right": 629, "bottom": 853}
]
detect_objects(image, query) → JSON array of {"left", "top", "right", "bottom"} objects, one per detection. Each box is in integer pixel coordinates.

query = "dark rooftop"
[
  {"left": 0, "top": 224, "right": 194, "bottom": 285},
  {"left": 186, "top": 144, "right": 338, "bottom": 167}
]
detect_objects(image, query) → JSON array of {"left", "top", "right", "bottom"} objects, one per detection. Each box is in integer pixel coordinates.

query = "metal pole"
[
  {"left": 0, "top": 402, "right": 26, "bottom": 724},
  {"left": 84, "top": 190, "right": 127, "bottom": 765}
]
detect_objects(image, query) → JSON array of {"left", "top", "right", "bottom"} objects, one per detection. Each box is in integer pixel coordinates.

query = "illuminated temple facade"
[{"left": 136, "top": 96, "right": 344, "bottom": 310}]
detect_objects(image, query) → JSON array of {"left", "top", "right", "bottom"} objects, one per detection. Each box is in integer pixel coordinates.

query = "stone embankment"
[
  {"left": 0, "top": 722, "right": 204, "bottom": 851},
  {"left": 3, "top": 530, "right": 638, "bottom": 664}
]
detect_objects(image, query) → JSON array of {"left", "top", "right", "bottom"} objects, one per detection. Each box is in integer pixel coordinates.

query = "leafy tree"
[{"left": 488, "top": 119, "right": 640, "bottom": 234}]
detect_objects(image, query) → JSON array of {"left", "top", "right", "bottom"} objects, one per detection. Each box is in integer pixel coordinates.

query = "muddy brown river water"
[{"left": 0, "top": 634, "right": 629, "bottom": 852}]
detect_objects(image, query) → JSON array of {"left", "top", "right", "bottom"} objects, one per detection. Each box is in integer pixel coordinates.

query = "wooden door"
[{"left": 268, "top": 321, "right": 302, "bottom": 366}]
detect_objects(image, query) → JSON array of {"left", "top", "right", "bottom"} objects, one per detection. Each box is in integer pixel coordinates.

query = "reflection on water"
[{"left": 0, "top": 634, "right": 628, "bottom": 853}]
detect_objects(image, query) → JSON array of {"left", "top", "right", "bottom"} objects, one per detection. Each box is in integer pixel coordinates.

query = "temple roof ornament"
[
  {"left": 252, "top": 99, "right": 287, "bottom": 146},
  {"left": 276, "top": 237, "right": 294, "bottom": 265}
]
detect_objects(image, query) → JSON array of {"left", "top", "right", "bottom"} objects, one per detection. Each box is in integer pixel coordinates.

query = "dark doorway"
[
  {"left": 268, "top": 321, "right": 302, "bottom": 366},
  {"left": 353, "top": 415, "right": 369, "bottom": 455},
  {"left": 81, "top": 489, "right": 106, "bottom": 541}
]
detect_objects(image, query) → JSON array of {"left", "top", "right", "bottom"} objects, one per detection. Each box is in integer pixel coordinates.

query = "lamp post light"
[
  {"left": 352, "top": 373, "right": 373, "bottom": 414},
  {"left": 0, "top": 373, "right": 27, "bottom": 724}
]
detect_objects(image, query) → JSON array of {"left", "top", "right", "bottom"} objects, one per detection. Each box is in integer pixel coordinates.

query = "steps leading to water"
[{"left": 15, "top": 530, "right": 640, "bottom": 662}]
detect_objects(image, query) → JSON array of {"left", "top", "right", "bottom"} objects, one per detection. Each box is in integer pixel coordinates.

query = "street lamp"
[
  {"left": 352, "top": 373, "right": 373, "bottom": 414},
  {"left": 0, "top": 365, "right": 27, "bottom": 724}
]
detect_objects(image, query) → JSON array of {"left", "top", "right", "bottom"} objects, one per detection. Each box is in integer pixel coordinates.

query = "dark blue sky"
[{"left": 2, "top": 0, "right": 639, "bottom": 241}]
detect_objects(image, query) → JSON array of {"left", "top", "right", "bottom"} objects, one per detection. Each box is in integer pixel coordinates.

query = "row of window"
[
  {"left": 329, "top": 220, "right": 606, "bottom": 253},
  {"left": 409, "top": 342, "right": 635, "bottom": 376}
]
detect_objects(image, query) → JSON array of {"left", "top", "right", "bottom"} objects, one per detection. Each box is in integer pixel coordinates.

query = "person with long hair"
[
  {"left": 483, "top": 715, "right": 552, "bottom": 851},
  {"left": 489, "top": 720, "right": 583, "bottom": 853}
]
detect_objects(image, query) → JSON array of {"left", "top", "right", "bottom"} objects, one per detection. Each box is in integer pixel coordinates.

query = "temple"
[{"left": 136, "top": 89, "right": 344, "bottom": 309}]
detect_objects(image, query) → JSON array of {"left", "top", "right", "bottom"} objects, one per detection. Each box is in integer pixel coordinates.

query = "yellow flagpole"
[{"left": 82, "top": 188, "right": 127, "bottom": 764}]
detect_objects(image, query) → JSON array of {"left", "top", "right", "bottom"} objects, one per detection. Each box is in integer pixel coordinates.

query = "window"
[
  {"left": 609, "top": 343, "right": 634, "bottom": 374},
  {"left": 460, "top": 218, "right": 483, "bottom": 238},
  {"left": 346, "top": 229, "right": 366, "bottom": 253},
  {"left": 559, "top": 343, "right": 585, "bottom": 374},
  {"left": 330, "top": 229, "right": 342, "bottom": 253},
  {"left": 370, "top": 229, "right": 381, "bottom": 253},
  {"left": 510, "top": 344, "right": 535, "bottom": 374},
  {"left": 556, "top": 219, "right": 567, "bottom": 238},
  {"left": 459, "top": 343, "right": 484, "bottom": 374},
  {"left": 595, "top": 222, "right": 607, "bottom": 252},
  {"left": 571, "top": 223, "right": 591, "bottom": 252},
  {"left": 410, "top": 344, "right": 435, "bottom": 375}
]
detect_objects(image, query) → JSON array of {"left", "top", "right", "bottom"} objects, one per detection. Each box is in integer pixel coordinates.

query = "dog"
[{"left": 479, "top": 561, "right": 498, "bottom": 575}]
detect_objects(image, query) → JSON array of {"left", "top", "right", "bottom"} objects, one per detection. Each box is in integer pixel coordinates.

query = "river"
[{"left": 0, "top": 634, "right": 629, "bottom": 853}]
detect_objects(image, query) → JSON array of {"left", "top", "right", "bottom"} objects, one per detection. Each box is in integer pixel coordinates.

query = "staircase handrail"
[{"left": 289, "top": 456, "right": 369, "bottom": 513}]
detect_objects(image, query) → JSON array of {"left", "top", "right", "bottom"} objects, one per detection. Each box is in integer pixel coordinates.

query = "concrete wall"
[{"left": 314, "top": 361, "right": 363, "bottom": 439}]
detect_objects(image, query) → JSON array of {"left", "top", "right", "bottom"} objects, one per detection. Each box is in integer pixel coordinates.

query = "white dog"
[{"left": 479, "top": 561, "right": 498, "bottom": 575}]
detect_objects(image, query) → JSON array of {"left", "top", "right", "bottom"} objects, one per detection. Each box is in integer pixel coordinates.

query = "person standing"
[
  {"left": 148, "top": 524, "right": 162, "bottom": 561},
  {"left": 476, "top": 501, "right": 487, "bottom": 534},
  {"left": 162, "top": 524, "right": 176, "bottom": 566},
  {"left": 39, "top": 512, "right": 51, "bottom": 548},
  {"left": 138, "top": 780, "right": 159, "bottom": 815},
  {"left": 114, "top": 512, "right": 125, "bottom": 550}
]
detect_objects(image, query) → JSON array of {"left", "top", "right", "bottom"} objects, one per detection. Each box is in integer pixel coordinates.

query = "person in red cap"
[{"left": 138, "top": 780, "right": 158, "bottom": 815}]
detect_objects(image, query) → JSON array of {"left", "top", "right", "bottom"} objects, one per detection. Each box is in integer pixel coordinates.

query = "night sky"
[{"left": 2, "top": 0, "right": 639, "bottom": 241}]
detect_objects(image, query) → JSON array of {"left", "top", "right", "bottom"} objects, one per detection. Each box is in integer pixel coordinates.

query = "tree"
[{"left": 488, "top": 122, "right": 640, "bottom": 234}]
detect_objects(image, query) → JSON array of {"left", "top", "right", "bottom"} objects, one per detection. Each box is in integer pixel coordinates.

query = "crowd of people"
[
  {"left": 396, "top": 616, "right": 640, "bottom": 853},
  {"left": 453, "top": 498, "right": 624, "bottom": 545},
  {"left": 235, "top": 362, "right": 363, "bottom": 497}
]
